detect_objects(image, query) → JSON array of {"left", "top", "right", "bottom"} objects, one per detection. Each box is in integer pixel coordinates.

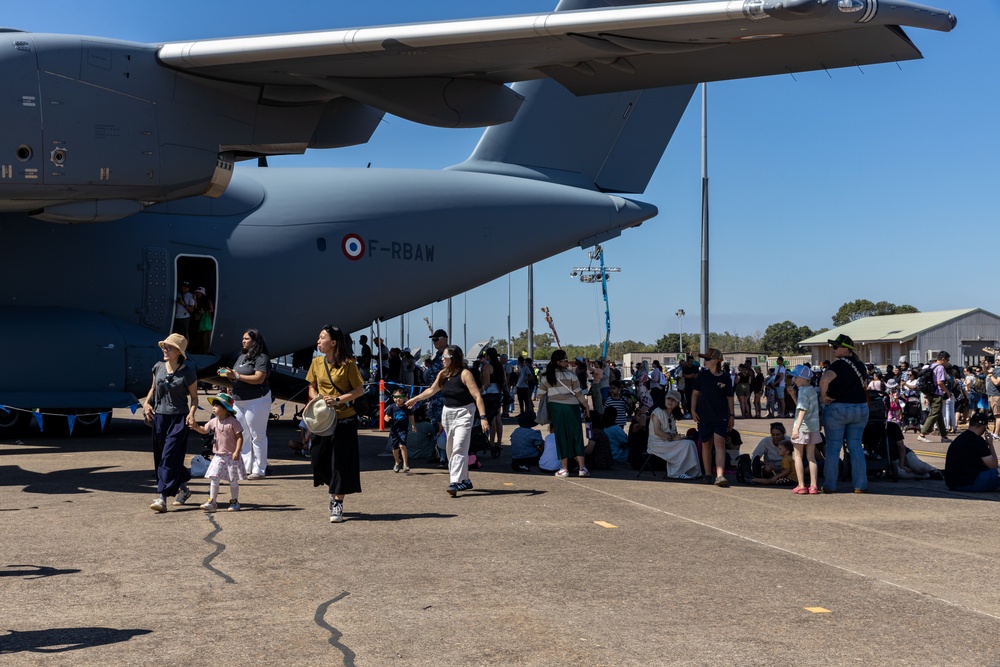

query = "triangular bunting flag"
[
  {"left": 66, "top": 415, "right": 76, "bottom": 436},
  {"left": 33, "top": 412, "right": 44, "bottom": 432},
  {"left": 129, "top": 403, "right": 140, "bottom": 414},
  {"left": 100, "top": 412, "right": 110, "bottom": 430}
]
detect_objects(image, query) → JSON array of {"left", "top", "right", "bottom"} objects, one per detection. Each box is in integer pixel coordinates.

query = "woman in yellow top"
[
  {"left": 539, "top": 349, "right": 590, "bottom": 477},
  {"left": 305, "top": 325, "right": 365, "bottom": 523}
]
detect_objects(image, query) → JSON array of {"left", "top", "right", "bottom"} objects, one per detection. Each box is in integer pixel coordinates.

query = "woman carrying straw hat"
[{"left": 305, "top": 325, "right": 366, "bottom": 523}]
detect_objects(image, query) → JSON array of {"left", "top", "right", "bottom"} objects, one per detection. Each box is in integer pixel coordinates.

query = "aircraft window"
[
  {"left": 16, "top": 145, "right": 32, "bottom": 162},
  {"left": 317, "top": 237, "right": 327, "bottom": 252}
]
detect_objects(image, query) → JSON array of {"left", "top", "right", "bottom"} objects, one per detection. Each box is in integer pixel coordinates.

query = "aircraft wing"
[{"left": 158, "top": 0, "right": 955, "bottom": 126}]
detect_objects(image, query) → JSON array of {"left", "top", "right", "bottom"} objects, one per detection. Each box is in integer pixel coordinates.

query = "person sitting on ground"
[
  {"left": 748, "top": 440, "right": 796, "bottom": 486},
  {"left": 584, "top": 411, "right": 614, "bottom": 471},
  {"left": 944, "top": 413, "right": 999, "bottom": 492},
  {"left": 538, "top": 425, "right": 562, "bottom": 474},
  {"left": 604, "top": 381, "right": 631, "bottom": 427},
  {"left": 288, "top": 418, "right": 313, "bottom": 457},
  {"left": 510, "top": 412, "right": 544, "bottom": 473},
  {"left": 752, "top": 422, "right": 790, "bottom": 477},
  {"left": 405, "top": 404, "right": 440, "bottom": 464},
  {"left": 870, "top": 419, "right": 943, "bottom": 480},
  {"left": 646, "top": 388, "right": 701, "bottom": 479},
  {"left": 627, "top": 405, "right": 661, "bottom": 472},
  {"left": 603, "top": 407, "right": 629, "bottom": 464}
]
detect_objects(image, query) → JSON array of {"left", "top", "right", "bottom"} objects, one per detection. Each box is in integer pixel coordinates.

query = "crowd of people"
[{"left": 143, "top": 323, "right": 1000, "bottom": 522}]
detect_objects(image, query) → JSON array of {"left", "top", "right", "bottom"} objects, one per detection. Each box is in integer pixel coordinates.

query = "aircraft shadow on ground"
[
  {"left": 0, "top": 564, "right": 81, "bottom": 579},
  {"left": 0, "top": 627, "right": 151, "bottom": 654},
  {"left": 342, "top": 511, "right": 458, "bottom": 522},
  {"left": 0, "top": 465, "right": 154, "bottom": 495}
]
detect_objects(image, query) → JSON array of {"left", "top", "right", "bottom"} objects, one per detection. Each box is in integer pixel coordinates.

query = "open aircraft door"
[{"left": 0, "top": 34, "right": 43, "bottom": 195}]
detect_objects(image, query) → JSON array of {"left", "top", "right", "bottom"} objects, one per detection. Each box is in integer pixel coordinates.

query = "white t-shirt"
[{"left": 175, "top": 291, "right": 195, "bottom": 319}]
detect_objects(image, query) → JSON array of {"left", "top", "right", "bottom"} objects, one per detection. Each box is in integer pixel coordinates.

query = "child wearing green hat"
[{"left": 191, "top": 393, "right": 246, "bottom": 511}]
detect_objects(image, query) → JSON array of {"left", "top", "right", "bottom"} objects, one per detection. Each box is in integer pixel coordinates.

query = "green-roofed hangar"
[{"left": 799, "top": 309, "right": 1000, "bottom": 368}]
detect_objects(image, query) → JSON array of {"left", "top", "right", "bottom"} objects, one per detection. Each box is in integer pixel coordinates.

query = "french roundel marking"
[{"left": 342, "top": 234, "right": 365, "bottom": 261}]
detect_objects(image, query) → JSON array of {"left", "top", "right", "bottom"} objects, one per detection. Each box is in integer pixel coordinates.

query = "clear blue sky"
[{"left": 9, "top": 1, "right": 997, "bottom": 353}]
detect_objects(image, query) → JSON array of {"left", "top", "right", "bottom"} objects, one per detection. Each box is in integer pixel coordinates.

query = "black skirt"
[{"left": 311, "top": 419, "right": 361, "bottom": 495}]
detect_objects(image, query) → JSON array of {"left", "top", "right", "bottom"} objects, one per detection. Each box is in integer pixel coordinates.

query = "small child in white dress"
[{"left": 190, "top": 393, "right": 246, "bottom": 512}]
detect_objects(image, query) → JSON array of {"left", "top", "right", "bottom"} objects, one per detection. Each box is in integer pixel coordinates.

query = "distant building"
[{"left": 798, "top": 308, "right": 1000, "bottom": 367}]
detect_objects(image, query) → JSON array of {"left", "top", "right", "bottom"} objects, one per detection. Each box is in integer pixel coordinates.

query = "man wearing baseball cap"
[
  {"left": 691, "top": 348, "right": 735, "bottom": 487},
  {"left": 423, "top": 330, "right": 449, "bottom": 425}
]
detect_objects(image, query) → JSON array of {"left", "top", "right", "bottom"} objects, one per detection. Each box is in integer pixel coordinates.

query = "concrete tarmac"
[{"left": 2, "top": 407, "right": 998, "bottom": 666}]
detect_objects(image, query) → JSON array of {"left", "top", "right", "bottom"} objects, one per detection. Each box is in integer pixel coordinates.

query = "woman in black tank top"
[{"left": 407, "top": 345, "right": 489, "bottom": 497}]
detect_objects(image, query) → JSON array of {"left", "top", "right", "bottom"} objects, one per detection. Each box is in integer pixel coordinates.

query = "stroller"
[{"left": 900, "top": 392, "right": 923, "bottom": 433}]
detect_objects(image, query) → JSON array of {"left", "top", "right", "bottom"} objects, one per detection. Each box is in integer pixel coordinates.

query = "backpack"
[
  {"left": 973, "top": 376, "right": 986, "bottom": 395},
  {"left": 916, "top": 367, "right": 937, "bottom": 396}
]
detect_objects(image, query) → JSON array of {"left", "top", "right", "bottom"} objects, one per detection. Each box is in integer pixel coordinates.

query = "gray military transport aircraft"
[{"left": 0, "top": 0, "right": 955, "bottom": 433}]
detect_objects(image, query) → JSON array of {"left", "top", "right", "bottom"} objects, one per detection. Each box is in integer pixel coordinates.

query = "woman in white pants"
[
  {"left": 223, "top": 329, "right": 272, "bottom": 479},
  {"left": 407, "top": 345, "right": 488, "bottom": 497}
]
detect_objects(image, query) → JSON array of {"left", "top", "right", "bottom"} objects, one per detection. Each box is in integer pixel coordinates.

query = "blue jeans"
[
  {"left": 823, "top": 401, "right": 870, "bottom": 492},
  {"left": 952, "top": 468, "right": 1000, "bottom": 492}
]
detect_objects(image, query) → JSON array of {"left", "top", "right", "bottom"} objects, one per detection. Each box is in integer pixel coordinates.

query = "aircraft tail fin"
[
  {"left": 450, "top": 81, "right": 695, "bottom": 194},
  {"left": 448, "top": 0, "right": 696, "bottom": 194}
]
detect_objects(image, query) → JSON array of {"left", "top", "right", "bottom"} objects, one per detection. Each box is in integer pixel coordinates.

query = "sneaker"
[
  {"left": 150, "top": 498, "right": 167, "bottom": 513},
  {"left": 402, "top": 466, "right": 410, "bottom": 473},
  {"left": 554, "top": 469, "right": 570, "bottom": 478},
  {"left": 940, "top": 437, "right": 951, "bottom": 443},
  {"left": 514, "top": 465, "right": 531, "bottom": 473},
  {"left": 702, "top": 475, "right": 715, "bottom": 484},
  {"left": 173, "top": 486, "right": 191, "bottom": 506},
  {"left": 458, "top": 479, "right": 473, "bottom": 490},
  {"left": 436, "top": 461, "right": 448, "bottom": 469},
  {"left": 200, "top": 500, "right": 218, "bottom": 512},
  {"left": 447, "top": 483, "right": 459, "bottom": 497},
  {"left": 714, "top": 476, "right": 730, "bottom": 488},
  {"left": 578, "top": 467, "right": 590, "bottom": 478},
  {"left": 393, "top": 463, "right": 401, "bottom": 473},
  {"left": 916, "top": 435, "right": 931, "bottom": 443},
  {"left": 329, "top": 501, "right": 344, "bottom": 523},
  {"left": 228, "top": 500, "right": 241, "bottom": 512},
  {"left": 247, "top": 473, "right": 265, "bottom": 480}
]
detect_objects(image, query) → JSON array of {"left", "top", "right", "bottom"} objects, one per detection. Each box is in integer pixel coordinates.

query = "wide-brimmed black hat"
[{"left": 827, "top": 334, "right": 855, "bottom": 350}]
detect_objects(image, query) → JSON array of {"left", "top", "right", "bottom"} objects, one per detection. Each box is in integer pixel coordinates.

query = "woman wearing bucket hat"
[
  {"left": 306, "top": 325, "right": 366, "bottom": 523},
  {"left": 142, "top": 333, "right": 198, "bottom": 513},
  {"left": 819, "top": 334, "right": 870, "bottom": 493}
]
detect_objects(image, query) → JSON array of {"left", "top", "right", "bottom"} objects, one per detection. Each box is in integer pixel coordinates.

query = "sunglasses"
[
  {"left": 431, "top": 337, "right": 442, "bottom": 342},
  {"left": 442, "top": 354, "right": 452, "bottom": 359}
]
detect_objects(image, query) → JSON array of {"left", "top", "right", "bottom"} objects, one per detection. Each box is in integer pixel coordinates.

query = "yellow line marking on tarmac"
[
  {"left": 804, "top": 607, "right": 832, "bottom": 614},
  {"left": 911, "top": 449, "right": 945, "bottom": 458},
  {"left": 567, "top": 480, "right": 1000, "bottom": 623},
  {"left": 594, "top": 521, "right": 617, "bottom": 529},
  {"left": 503, "top": 482, "right": 515, "bottom": 486}
]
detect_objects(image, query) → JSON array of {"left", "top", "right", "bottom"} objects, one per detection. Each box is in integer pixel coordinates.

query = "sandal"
[
  {"left": 792, "top": 486, "right": 808, "bottom": 494},
  {"left": 808, "top": 486, "right": 820, "bottom": 494}
]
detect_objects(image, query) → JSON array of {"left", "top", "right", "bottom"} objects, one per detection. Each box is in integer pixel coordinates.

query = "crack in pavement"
[
  {"left": 201, "top": 514, "right": 234, "bottom": 585},
  {"left": 315, "top": 591, "right": 355, "bottom": 666}
]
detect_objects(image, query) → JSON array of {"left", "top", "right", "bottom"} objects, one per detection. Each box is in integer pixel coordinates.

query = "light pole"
[{"left": 676, "top": 309, "right": 685, "bottom": 361}]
